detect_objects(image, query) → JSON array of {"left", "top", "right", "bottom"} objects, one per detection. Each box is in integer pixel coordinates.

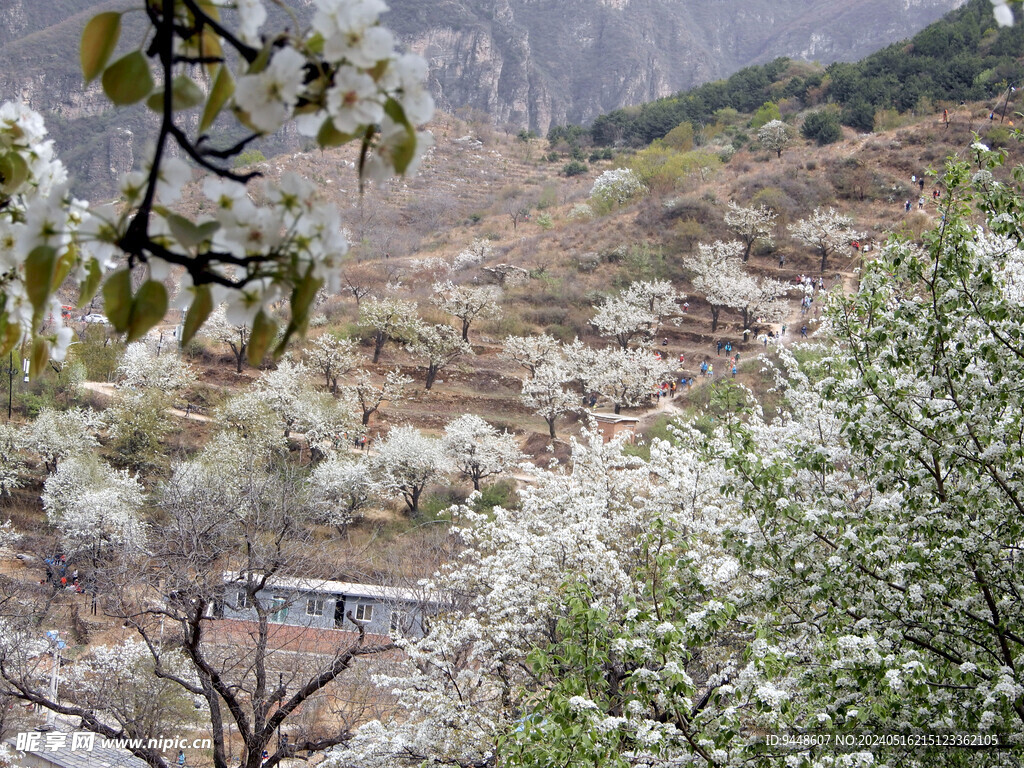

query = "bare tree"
[{"left": 501, "top": 192, "right": 534, "bottom": 231}]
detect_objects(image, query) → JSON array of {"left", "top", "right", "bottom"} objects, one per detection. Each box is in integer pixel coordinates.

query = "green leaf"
[
  {"left": 197, "top": 0, "right": 221, "bottom": 21},
  {"left": 146, "top": 77, "right": 203, "bottom": 113},
  {"left": 166, "top": 213, "right": 217, "bottom": 249},
  {"left": 23, "top": 245, "right": 57, "bottom": 318},
  {"left": 102, "top": 268, "right": 133, "bottom": 330},
  {"left": 77, "top": 259, "right": 103, "bottom": 308},
  {"left": 29, "top": 337, "right": 49, "bottom": 380},
  {"left": 146, "top": 75, "right": 205, "bottom": 112},
  {"left": 166, "top": 214, "right": 204, "bottom": 249},
  {"left": 292, "top": 271, "right": 322, "bottom": 330},
  {"left": 317, "top": 118, "right": 359, "bottom": 148},
  {"left": 81, "top": 12, "right": 122, "bottom": 84},
  {"left": 126, "top": 280, "right": 168, "bottom": 342},
  {"left": 173, "top": 75, "right": 204, "bottom": 111},
  {"left": 200, "top": 65, "right": 234, "bottom": 133},
  {"left": 181, "top": 284, "right": 213, "bottom": 345},
  {"left": 247, "top": 310, "right": 276, "bottom": 366},
  {"left": 53, "top": 245, "right": 77, "bottom": 289},
  {"left": 275, "top": 272, "right": 323, "bottom": 358},
  {"left": 383, "top": 98, "right": 417, "bottom": 174},
  {"left": 0, "top": 314, "right": 19, "bottom": 357},
  {"left": 0, "top": 151, "right": 29, "bottom": 194},
  {"left": 102, "top": 51, "right": 154, "bottom": 106}
]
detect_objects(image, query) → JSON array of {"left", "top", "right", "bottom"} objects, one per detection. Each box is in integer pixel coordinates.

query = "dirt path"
[{"left": 81, "top": 381, "right": 215, "bottom": 423}]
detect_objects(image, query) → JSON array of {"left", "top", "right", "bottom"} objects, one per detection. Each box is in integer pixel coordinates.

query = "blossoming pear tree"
[
  {"left": 592, "top": 280, "right": 685, "bottom": 350},
  {"left": 0, "top": 0, "right": 433, "bottom": 374},
  {"left": 405, "top": 322, "right": 474, "bottom": 390},
  {"left": 724, "top": 201, "right": 777, "bottom": 262},
  {"left": 431, "top": 281, "right": 503, "bottom": 342},
  {"left": 789, "top": 206, "right": 858, "bottom": 273},
  {"left": 441, "top": 414, "right": 523, "bottom": 491}
]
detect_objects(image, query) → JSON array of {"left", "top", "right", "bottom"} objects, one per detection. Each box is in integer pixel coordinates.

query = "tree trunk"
[
  {"left": 361, "top": 408, "right": 373, "bottom": 426},
  {"left": 372, "top": 333, "right": 385, "bottom": 363},
  {"left": 425, "top": 365, "right": 439, "bottom": 390},
  {"left": 230, "top": 343, "right": 245, "bottom": 374},
  {"left": 742, "top": 240, "right": 752, "bottom": 262},
  {"left": 710, "top": 306, "right": 720, "bottom": 333},
  {"left": 547, "top": 416, "right": 556, "bottom": 440},
  {"left": 820, "top": 249, "right": 829, "bottom": 274},
  {"left": 614, "top": 403, "right": 621, "bottom": 415},
  {"left": 461, "top": 318, "right": 471, "bottom": 342}
]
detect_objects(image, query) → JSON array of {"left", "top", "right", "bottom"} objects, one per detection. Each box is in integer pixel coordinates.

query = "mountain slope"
[
  {"left": 386, "top": 0, "right": 967, "bottom": 132},
  {"left": 0, "top": 0, "right": 966, "bottom": 196}
]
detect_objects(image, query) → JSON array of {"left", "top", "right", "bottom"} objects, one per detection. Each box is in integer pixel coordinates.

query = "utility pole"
[{"left": 6, "top": 352, "right": 13, "bottom": 420}]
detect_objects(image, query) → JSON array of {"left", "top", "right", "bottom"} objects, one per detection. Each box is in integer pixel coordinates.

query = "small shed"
[{"left": 592, "top": 413, "right": 640, "bottom": 444}]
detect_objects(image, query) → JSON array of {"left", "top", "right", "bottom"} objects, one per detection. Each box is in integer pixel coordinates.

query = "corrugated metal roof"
[{"left": 224, "top": 572, "right": 439, "bottom": 604}]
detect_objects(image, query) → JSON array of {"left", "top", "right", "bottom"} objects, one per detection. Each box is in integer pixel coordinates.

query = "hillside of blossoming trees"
[{"left": 0, "top": 1, "right": 1024, "bottom": 767}]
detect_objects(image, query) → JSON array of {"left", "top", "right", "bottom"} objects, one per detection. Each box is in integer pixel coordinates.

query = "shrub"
[
  {"left": 985, "top": 125, "right": 1013, "bottom": 148},
  {"left": 472, "top": 479, "right": 518, "bottom": 515},
  {"left": 671, "top": 219, "right": 704, "bottom": 250},
  {"left": 536, "top": 213, "right": 553, "bottom": 230},
  {"left": 801, "top": 110, "right": 842, "bottom": 146},
  {"left": 567, "top": 203, "right": 594, "bottom": 220},
  {"left": 750, "top": 101, "right": 782, "bottom": 130},
  {"left": 562, "top": 160, "right": 588, "bottom": 177},
  {"left": 70, "top": 325, "right": 125, "bottom": 382},
  {"left": 873, "top": 108, "right": 903, "bottom": 132},
  {"left": 232, "top": 149, "right": 266, "bottom": 168}
]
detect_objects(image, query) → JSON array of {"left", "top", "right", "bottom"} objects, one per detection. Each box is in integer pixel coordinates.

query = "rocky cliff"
[{"left": 385, "top": 0, "right": 967, "bottom": 134}]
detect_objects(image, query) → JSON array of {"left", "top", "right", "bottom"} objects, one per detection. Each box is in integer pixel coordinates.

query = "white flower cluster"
[
  {"left": 0, "top": 102, "right": 83, "bottom": 362},
  {"left": 1, "top": 0, "right": 437, "bottom": 367},
  {"left": 234, "top": 0, "right": 433, "bottom": 181},
  {"left": 166, "top": 173, "right": 350, "bottom": 327},
  {"left": 991, "top": 0, "right": 1014, "bottom": 27},
  {"left": 589, "top": 168, "right": 646, "bottom": 208}
]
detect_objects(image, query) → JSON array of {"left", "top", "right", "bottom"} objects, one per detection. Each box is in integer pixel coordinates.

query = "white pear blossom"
[{"left": 235, "top": 46, "right": 308, "bottom": 133}]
